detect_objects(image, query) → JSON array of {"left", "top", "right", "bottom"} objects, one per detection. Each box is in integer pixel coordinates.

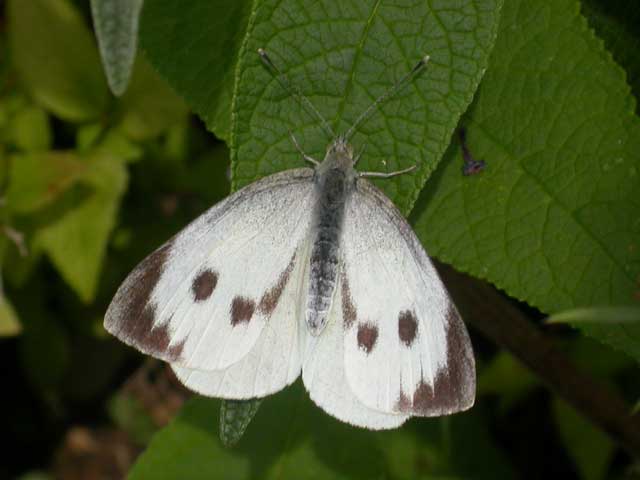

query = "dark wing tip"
[
  {"left": 397, "top": 304, "right": 476, "bottom": 417},
  {"left": 104, "top": 240, "right": 184, "bottom": 362}
]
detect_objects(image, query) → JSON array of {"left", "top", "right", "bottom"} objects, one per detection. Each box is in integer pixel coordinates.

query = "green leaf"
[
  {"left": 548, "top": 306, "right": 640, "bottom": 325},
  {"left": 219, "top": 398, "right": 262, "bottom": 447},
  {"left": 20, "top": 308, "right": 71, "bottom": 391},
  {"left": 553, "top": 398, "right": 614, "bottom": 480},
  {"left": 547, "top": 306, "right": 640, "bottom": 362},
  {"left": 9, "top": 105, "right": 52, "bottom": 152},
  {"left": 8, "top": 0, "right": 109, "bottom": 121},
  {"left": 35, "top": 151, "right": 128, "bottom": 302},
  {"left": 140, "top": 0, "right": 254, "bottom": 141},
  {"left": 6, "top": 151, "right": 87, "bottom": 214},
  {"left": 109, "top": 391, "right": 158, "bottom": 445},
  {"left": 580, "top": 0, "right": 640, "bottom": 104},
  {"left": 130, "top": 382, "right": 514, "bottom": 480},
  {"left": 114, "top": 55, "right": 188, "bottom": 141},
  {"left": 16, "top": 472, "right": 52, "bottom": 480},
  {"left": 413, "top": 0, "right": 640, "bottom": 325},
  {"left": 90, "top": 0, "right": 144, "bottom": 96},
  {"left": 231, "top": 0, "right": 503, "bottom": 214},
  {"left": 477, "top": 352, "right": 539, "bottom": 413},
  {"left": 0, "top": 295, "right": 21, "bottom": 337},
  {"left": 92, "top": 129, "right": 145, "bottom": 162}
]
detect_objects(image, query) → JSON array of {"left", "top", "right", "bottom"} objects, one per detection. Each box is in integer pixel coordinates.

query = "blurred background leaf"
[
  {"left": 8, "top": 0, "right": 109, "bottom": 121},
  {"left": 0, "top": 294, "right": 21, "bottom": 336}
]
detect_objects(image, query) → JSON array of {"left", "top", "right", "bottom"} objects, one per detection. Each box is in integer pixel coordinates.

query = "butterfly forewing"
[
  {"left": 340, "top": 179, "right": 476, "bottom": 416},
  {"left": 171, "top": 239, "right": 312, "bottom": 399},
  {"left": 105, "top": 169, "right": 315, "bottom": 371}
]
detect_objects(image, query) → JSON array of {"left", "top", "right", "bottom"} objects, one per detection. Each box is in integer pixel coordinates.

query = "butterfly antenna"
[
  {"left": 344, "top": 54, "right": 430, "bottom": 141},
  {"left": 258, "top": 48, "right": 336, "bottom": 140}
]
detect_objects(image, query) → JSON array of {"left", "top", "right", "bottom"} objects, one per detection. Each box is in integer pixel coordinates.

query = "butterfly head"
[
  {"left": 328, "top": 135, "right": 354, "bottom": 158},
  {"left": 321, "top": 135, "right": 357, "bottom": 172}
]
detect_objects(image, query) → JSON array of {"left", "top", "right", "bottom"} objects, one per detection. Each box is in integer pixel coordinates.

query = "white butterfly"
[{"left": 105, "top": 49, "right": 475, "bottom": 429}]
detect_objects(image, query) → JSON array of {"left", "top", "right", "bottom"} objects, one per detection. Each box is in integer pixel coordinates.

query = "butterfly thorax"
[{"left": 306, "top": 141, "right": 357, "bottom": 335}]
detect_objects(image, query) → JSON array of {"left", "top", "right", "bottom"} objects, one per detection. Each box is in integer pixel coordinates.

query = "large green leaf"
[
  {"left": 231, "top": 0, "right": 503, "bottom": 215},
  {"left": 139, "top": 0, "right": 254, "bottom": 141},
  {"left": 130, "top": 382, "right": 514, "bottom": 480},
  {"left": 413, "top": 0, "right": 640, "bottom": 353},
  {"left": 8, "top": 0, "right": 109, "bottom": 121},
  {"left": 90, "top": 0, "right": 144, "bottom": 96}
]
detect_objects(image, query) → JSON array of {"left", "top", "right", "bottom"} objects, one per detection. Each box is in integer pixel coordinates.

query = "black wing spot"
[
  {"left": 192, "top": 269, "right": 218, "bottom": 301},
  {"left": 231, "top": 296, "right": 256, "bottom": 326}
]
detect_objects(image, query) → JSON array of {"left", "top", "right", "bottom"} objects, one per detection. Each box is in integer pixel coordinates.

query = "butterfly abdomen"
[{"left": 306, "top": 167, "right": 349, "bottom": 335}]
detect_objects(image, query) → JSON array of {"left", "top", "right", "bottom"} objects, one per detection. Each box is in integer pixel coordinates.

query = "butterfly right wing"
[
  {"left": 105, "top": 168, "right": 315, "bottom": 373},
  {"left": 302, "top": 273, "right": 409, "bottom": 429},
  {"left": 340, "top": 179, "right": 475, "bottom": 417}
]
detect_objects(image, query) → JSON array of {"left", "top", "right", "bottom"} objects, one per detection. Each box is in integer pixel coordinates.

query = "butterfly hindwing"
[
  {"left": 341, "top": 179, "right": 475, "bottom": 416},
  {"left": 302, "top": 272, "right": 409, "bottom": 429},
  {"left": 105, "top": 169, "right": 315, "bottom": 372}
]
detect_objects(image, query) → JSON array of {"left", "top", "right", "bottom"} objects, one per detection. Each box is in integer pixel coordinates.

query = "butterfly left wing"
[
  {"left": 341, "top": 179, "right": 475, "bottom": 417},
  {"left": 105, "top": 169, "right": 314, "bottom": 374},
  {"left": 170, "top": 239, "right": 311, "bottom": 399}
]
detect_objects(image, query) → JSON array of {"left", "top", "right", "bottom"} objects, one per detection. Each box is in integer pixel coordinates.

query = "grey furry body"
[{"left": 305, "top": 138, "right": 358, "bottom": 335}]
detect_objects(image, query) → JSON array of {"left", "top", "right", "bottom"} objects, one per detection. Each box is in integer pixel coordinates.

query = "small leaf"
[
  {"left": 35, "top": 151, "right": 128, "bottom": 302},
  {"left": 114, "top": 56, "right": 188, "bottom": 141},
  {"left": 0, "top": 294, "right": 21, "bottom": 337},
  {"left": 140, "top": 0, "right": 253, "bottom": 141},
  {"left": 553, "top": 398, "right": 614, "bottom": 480},
  {"left": 219, "top": 398, "right": 262, "bottom": 447},
  {"left": 548, "top": 306, "right": 640, "bottom": 325},
  {"left": 548, "top": 306, "right": 640, "bottom": 363},
  {"left": 90, "top": 0, "right": 144, "bottom": 96},
  {"left": 16, "top": 472, "right": 52, "bottom": 480},
  {"left": 6, "top": 151, "right": 86, "bottom": 214},
  {"left": 9, "top": 105, "right": 52, "bottom": 152},
  {"left": 20, "top": 309, "right": 71, "bottom": 391},
  {"left": 109, "top": 391, "right": 158, "bottom": 445},
  {"left": 8, "top": 0, "right": 109, "bottom": 121},
  {"left": 93, "top": 130, "right": 144, "bottom": 163},
  {"left": 477, "top": 352, "right": 538, "bottom": 413}
]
